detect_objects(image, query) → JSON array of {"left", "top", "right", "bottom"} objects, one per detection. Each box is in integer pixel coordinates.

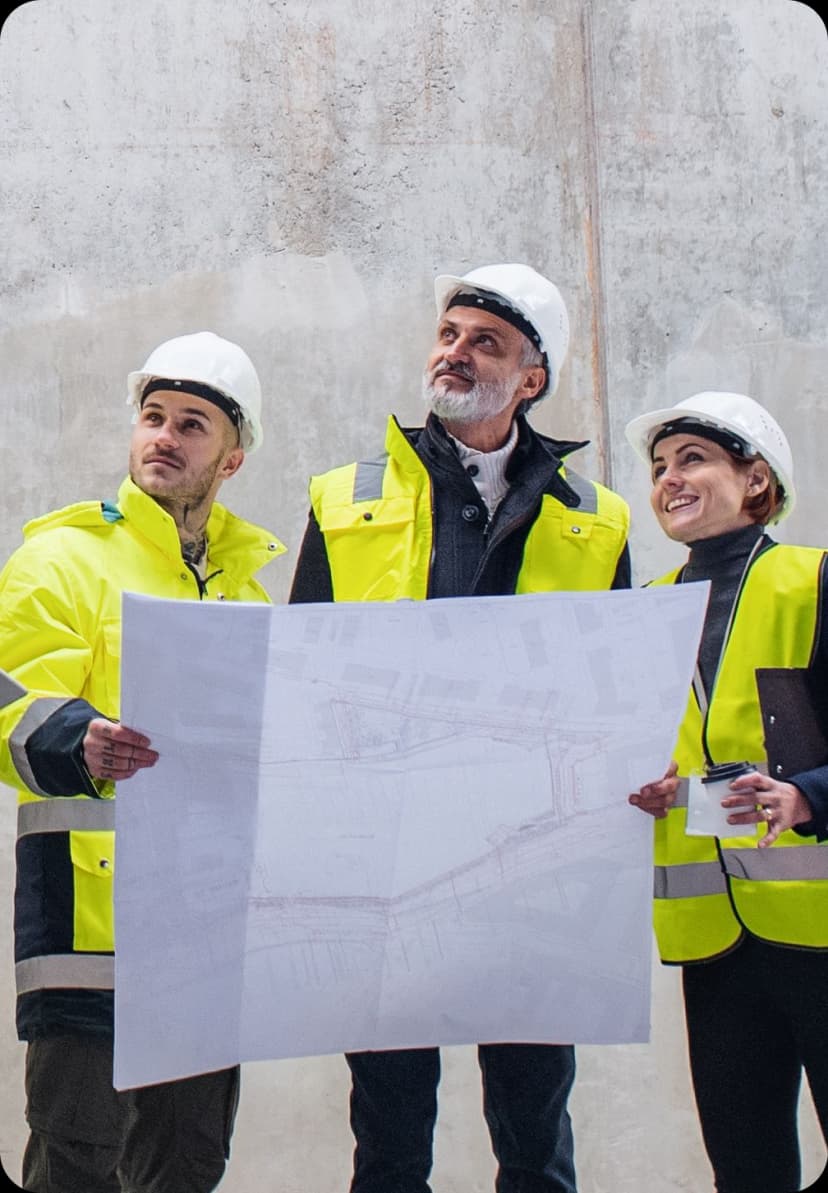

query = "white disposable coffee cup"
[{"left": 685, "top": 761, "right": 758, "bottom": 837}]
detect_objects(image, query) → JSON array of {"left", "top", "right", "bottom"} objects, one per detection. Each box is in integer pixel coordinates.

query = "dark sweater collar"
[{"left": 685, "top": 522, "right": 767, "bottom": 576}]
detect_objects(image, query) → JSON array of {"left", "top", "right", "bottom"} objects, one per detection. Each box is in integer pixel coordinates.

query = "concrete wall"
[{"left": 0, "top": 1, "right": 826, "bottom": 1188}]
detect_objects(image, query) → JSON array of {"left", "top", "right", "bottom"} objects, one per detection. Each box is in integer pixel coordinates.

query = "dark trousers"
[
  {"left": 22, "top": 1036, "right": 240, "bottom": 1193},
  {"left": 346, "top": 1044, "right": 577, "bottom": 1193},
  {"left": 682, "top": 936, "right": 828, "bottom": 1193}
]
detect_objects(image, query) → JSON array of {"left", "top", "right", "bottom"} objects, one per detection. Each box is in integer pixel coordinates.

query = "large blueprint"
[{"left": 114, "top": 584, "right": 707, "bottom": 1088}]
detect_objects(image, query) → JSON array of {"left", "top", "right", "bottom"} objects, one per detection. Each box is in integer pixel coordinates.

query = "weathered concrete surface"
[{"left": 0, "top": 1, "right": 826, "bottom": 1189}]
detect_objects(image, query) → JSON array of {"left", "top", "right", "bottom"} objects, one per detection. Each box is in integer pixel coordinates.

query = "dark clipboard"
[{"left": 756, "top": 667, "right": 828, "bottom": 780}]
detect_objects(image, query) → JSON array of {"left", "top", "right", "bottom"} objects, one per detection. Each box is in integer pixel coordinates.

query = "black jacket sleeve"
[
  {"left": 611, "top": 543, "right": 632, "bottom": 591},
  {"left": 791, "top": 765, "right": 828, "bottom": 841},
  {"left": 25, "top": 697, "right": 103, "bottom": 797},
  {"left": 288, "top": 510, "right": 334, "bottom": 604}
]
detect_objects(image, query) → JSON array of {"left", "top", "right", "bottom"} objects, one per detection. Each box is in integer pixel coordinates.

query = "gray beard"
[{"left": 422, "top": 370, "right": 521, "bottom": 424}]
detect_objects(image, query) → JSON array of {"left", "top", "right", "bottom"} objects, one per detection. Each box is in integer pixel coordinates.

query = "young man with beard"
[
  {"left": 0, "top": 332, "right": 285, "bottom": 1193},
  {"left": 289, "top": 264, "right": 652, "bottom": 1192}
]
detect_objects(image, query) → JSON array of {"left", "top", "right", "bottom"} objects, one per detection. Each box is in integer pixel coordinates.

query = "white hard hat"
[
  {"left": 127, "top": 331, "right": 264, "bottom": 452},
  {"left": 624, "top": 391, "right": 795, "bottom": 522},
  {"left": 434, "top": 263, "right": 570, "bottom": 397}
]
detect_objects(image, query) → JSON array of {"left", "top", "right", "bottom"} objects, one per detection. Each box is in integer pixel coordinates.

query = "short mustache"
[
  {"left": 144, "top": 448, "right": 183, "bottom": 466},
  {"left": 432, "top": 360, "right": 476, "bottom": 383}
]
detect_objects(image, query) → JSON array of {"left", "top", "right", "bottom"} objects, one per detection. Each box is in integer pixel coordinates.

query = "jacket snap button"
[
  {"left": 267, "top": 542, "right": 278, "bottom": 551},
  {"left": 363, "top": 512, "right": 373, "bottom": 521},
  {"left": 461, "top": 504, "right": 480, "bottom": 522},
  {"left": 99, "top": 859, "right": 110, "bottom": 870},
  {"left": 180, "top": 572, "right": 188, "bottom": 581},
  {"left": 570, "top": 525, "right": 581, "bottom": 534}
]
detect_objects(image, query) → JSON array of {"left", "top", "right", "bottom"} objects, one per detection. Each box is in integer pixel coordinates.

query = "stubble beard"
[{"left": 129, "top": 448, "right": 226, "bottom": 523}]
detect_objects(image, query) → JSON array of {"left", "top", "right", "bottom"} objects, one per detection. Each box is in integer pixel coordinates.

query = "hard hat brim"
[
  {"left": 622, "top": 405, "right": 713, "bottom": 464},
  {"left": 434, "top": 274, "right": 474, "bottom": 316}
]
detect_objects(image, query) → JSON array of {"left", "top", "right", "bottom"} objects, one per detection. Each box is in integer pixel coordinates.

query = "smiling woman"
[
  {"left": 624, "top": 391, "right": 828, "bottom": 1193},
  {"left": 648, "top": 433, "right": 773, "bottom": 543}
]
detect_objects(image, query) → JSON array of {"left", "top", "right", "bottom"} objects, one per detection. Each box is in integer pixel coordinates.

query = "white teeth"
[{"left": 666, "top": 496, "right": 695, "bottom": 513}]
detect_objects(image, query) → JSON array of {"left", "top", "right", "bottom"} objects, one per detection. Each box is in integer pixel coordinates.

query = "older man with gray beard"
[{"left": 289, "top": 263, "right": 633, "bottom": 1193}]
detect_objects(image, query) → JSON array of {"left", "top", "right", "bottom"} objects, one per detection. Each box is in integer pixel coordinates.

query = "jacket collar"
[
  {"left": 409, "top": 413, "right": 591, "bottom": 509},
  {"left": 116, "top": 477, "right": 285, "bottom": 584}
]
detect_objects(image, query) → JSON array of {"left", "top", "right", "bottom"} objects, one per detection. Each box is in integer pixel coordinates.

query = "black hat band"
[
  {"left": 446, "top": 291, "right": 545, "bottom": 359},
  {"left": 649, "top": 418, "right": 751, "bottom": 460},
  {"left": 140, "top": 377, "right": 241, "bottom": 429}
]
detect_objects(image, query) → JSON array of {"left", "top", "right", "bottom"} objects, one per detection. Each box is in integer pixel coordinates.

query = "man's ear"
[
  {"left": 221, "top": 448, "right": 245, "bottom": 480},
  {"left": 519, "top": 365, "right": 547, "bottom": 402}
]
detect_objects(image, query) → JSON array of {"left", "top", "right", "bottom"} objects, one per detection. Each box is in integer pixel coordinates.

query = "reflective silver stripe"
[
  {"left": 0, "top": 670, "right": 26, "bottom": 709},
  {"left": 723, "top": 845, "right": 828, "bottom": 882},
  {"left": 353, "top": 455, "right": 388, "bottom": 502},
  {"left": 18, "top": 798, "right": 115, "bottom": 837},
  {"left": 654, "top": 842, "right": 828, "bottom": 898},
  {"left": 9, "top": 697, "right": 75, "bottom": 798},
  {"left": 562, "top": 470, "right": 598, "bottom": 514},
  {"left": 16, "top": 953, "right": 114, "bottom": 995},
  {"left": 654, "top": 862, "right": 727, "bottom": 899}
]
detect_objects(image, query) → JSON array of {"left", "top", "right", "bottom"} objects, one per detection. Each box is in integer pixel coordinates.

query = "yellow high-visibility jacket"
[
  {"left": 0, "top": 476, "right": 284, "bottom": 1037},
  {"left": 309, "top": 415, "right": 630, "bottom": 600},
  {"left": 652, "top": 543, "right": 828, "bottom": 964}
]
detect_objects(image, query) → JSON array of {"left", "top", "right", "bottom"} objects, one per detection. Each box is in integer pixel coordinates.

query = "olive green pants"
[{"left": 22, "top": 1037, "right": 239, "bottom": 1193}]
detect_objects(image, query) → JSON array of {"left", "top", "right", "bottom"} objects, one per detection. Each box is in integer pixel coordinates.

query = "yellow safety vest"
[
  {"left": 652, "top": 543, "right": 828, "bottom": 963},
  {"left": 309, "top": 415, "right": 630, "bottom": 600}
]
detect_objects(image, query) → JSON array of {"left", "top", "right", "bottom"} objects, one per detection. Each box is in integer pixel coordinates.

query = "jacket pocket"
[
  {"left": 318, "top": 495, "right": 417, "bottom": 535},
  {"left": 69, "top": 830, "right": 115, "bottom": 953}
]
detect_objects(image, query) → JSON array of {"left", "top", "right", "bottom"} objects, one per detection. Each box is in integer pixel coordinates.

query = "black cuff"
[
  {"left": 25, "top": 698, "right": 104, "bottom": 797},
  {"left": 788, "top": 767, "right": 828, "bottom": 842}
]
